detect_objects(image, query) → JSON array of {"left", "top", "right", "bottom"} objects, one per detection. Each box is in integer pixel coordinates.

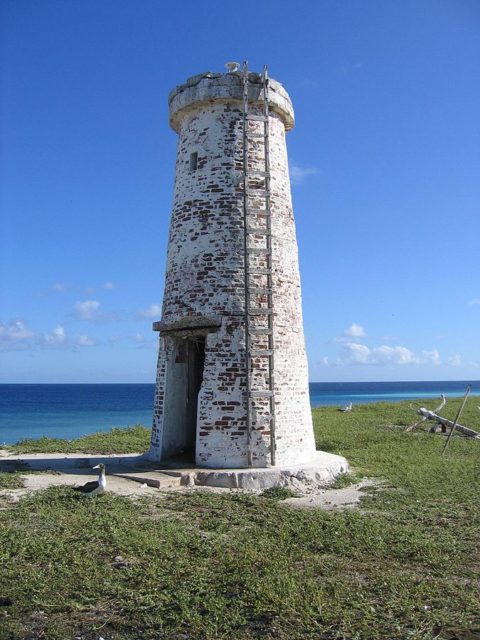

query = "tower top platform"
[{"left": 168, "top": 71, "right": 294, "bottom": 133}]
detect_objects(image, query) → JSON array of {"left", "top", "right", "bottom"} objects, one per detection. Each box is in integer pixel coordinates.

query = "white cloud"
[
  {"left": 468, "top": 298, "right": 480, "bottom": 306},
  {"left": 342, "top": 342, "right": 441, "bottom": 367},
  {"left": 334, "top": 323, "right": 367, "bottom": 343},
  {"left": 0, "top": 320, "right": 34, "bottom": 347},
  {"left": 0, "top": 321, "right": 69, "bottom": 351},
  {"left": 0, "top": 319, "right": 102, "bottom": 351},
  {"left": 345, "top": 323, "right": 366, "bottom": 338},
  {"left": 73, "top": 300, "right": 101, "bottom": 320},
  {"left": 42, "top": 325, "right": 67, "bottom": 346},
  {"left": 138, "top": 303, "right": 162, "bottom": 319},
  {"left": 103, "top": 281, "right": 117, "bottom": 290},
  {"left": 421, "top": 349, "right": 441, "bottom": 366},
  {"left": 447, "top": 354, "right": 462, "bottom": 367},
  {"left": 344, "top": 342, "right": 372, "bottom": 363},
  {"left": 131, "top": 332, "right": 157, "bottom": 350},
  {"left": 289, "top": 162, "right": 321, "bottom": 186}
]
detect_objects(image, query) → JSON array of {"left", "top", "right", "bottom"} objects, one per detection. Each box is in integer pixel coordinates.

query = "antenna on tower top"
[{"left": 225, "top": 61, "right": 240, "bottom": 73}]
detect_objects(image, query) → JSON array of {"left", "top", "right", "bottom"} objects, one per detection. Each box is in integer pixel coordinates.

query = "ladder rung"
[
  {"left": 246, "top": 115, "right": 268, "bottom": 122},
  {"left": 248, "top": 328, "right": 272, "bottom": 335},
  {"left": 248, "top": 308, "right": 273, "bottom": 315},
  {"left": 247, "top": 247, "right": 270, "bottom": 255},
  {"left": 246, "top": 133, "right": 267, "bottom": 138},
  {"left": 246, "top": 208, "right": 268, "bottom": 215},
  {"left": 248, "top": 268, "right": 272, "bottom": 275},
  {"left": 246, "top": 187, "right": 270, "bottom": 194},
  {"left": 250, "top": 349, "right": 274, "bottom": 357},
  {"left": 249, "top": 287, "right": 271, "bottom": 294},
  {"left": 250, "top": 391, "right": 274, "bottom": 398},
  {"left": 247, "top": 170, "right": 270, "bottom": 178},
  {"left": 246, "top": 227, "right": 268, "bottom": 235}
]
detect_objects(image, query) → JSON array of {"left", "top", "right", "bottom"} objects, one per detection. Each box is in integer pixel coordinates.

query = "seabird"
[
  {"left": 75, "top": 463, "right": 107, "bottom": 497},
  {"left": 339, "top": 402, "right": 353, "bottom": 413}
]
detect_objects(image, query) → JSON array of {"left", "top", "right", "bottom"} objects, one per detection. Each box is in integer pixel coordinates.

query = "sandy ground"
[
  {"left": 280, "top": 478, "right": 378, "bottom": 510},
  {"left": 0, "top": 465, "right": 378, "bottom": 509}
]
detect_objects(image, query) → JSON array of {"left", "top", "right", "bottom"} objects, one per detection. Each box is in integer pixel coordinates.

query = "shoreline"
[{"left": 3, "top": 395, "right": 480, "bottom": 449}]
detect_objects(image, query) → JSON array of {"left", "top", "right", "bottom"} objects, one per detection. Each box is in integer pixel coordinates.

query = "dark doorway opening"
[{"left": 184, "top": 336, "right": 206, "bottom": 460}]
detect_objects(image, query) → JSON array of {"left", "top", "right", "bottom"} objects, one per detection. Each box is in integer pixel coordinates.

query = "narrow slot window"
[{"left": 190, "top": 152, "right": 198, "bottom": 171}]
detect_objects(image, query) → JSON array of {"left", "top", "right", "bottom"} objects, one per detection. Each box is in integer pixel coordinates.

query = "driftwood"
[
  {"left": 406, "top": 395, "right": 447, "bottom": 432},
  {"left": 415, "top": 408, "right": 480, "bottom": 440}
]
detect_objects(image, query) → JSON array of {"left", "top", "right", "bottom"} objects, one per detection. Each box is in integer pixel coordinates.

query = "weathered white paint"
[{"left": 149, "top": 70, "right": 317, "bottom": 468}]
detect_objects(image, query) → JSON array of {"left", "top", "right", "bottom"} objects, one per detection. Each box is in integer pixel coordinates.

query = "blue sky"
[{"left": 1, "top": 0, "right": 479, "bottom": 383}]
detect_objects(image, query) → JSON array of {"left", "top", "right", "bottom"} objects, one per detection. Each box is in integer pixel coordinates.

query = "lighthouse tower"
[{"left": 149, "top": 64, "right": 318, "bottom": 469}]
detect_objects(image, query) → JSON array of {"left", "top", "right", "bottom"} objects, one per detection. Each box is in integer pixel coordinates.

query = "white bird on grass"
[
  {"left": 339, "top": 402, "right": 353, "bottom": 413},
  {"left": 75, "top": 463, "right": 107, "bottom": 498}
]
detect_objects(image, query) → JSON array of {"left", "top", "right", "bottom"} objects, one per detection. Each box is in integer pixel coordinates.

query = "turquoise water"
[
  {"left": 309, "top": 380, "right": 480, "bottom": 406},
  {"left": 0, "top": 381, "right": 478, "bottom": 445}
]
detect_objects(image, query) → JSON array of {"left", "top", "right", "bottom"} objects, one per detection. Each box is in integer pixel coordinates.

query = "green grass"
[
  {"left": 260, "top": 486, "right": 298, "bottom": 500},
  {"left": 0, "top": 398, "right": 479, "bottom": 639},
  {"left": 0, "top": 471, "right": 25, "bottom": 490},
  {"left": 6, "top": 425, "right": 151, "bottom": 455}
]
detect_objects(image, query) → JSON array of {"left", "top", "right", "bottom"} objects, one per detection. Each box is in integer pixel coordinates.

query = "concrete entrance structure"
[{"left": 148, "top": 65, "right": 347, "bottom": 480}]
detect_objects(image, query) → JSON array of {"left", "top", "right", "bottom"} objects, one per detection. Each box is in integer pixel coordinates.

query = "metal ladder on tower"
[{"left": 241, "top": 61, "right": 276, "bottom": 466}]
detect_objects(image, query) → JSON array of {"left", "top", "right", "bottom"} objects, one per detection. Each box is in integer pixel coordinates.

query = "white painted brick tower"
[{"left": 149, "top": 64, "right": 318, "bottom": 469}]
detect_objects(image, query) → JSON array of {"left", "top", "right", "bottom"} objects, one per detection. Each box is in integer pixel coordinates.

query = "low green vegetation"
[
  {"left": 260, "top": 486, "right": 298, "bottom": 500},
  {"left": 0, "top": 398, "right": 479, "bottom": 639},
  {"left": 7, "top": 425, "right": 151, "bottom": 455},
  {"left": 0, "top": 471, "right": 24, "bottom": 490}
]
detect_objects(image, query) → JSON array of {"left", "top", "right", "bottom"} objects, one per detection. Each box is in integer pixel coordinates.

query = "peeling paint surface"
[{"left": 150, "top": 72, "right": 316, "bottom": 468}]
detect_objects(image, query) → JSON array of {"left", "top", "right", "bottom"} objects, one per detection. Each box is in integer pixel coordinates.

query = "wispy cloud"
[
  {"left": 447, "top": 354, "right": 462, "bottom": 367},
  {"left": 319, "top": 324, "right": 443, "bottom": 368},
  {"left": 131, "top": 332, "right": 157, "bottom": 349},
  {"left": 73, "top": 300, "right": 102, "bottom": 321},
  {"left": 342, "top": 343, "right": 441, "bottom": 366},
  {"left": 77, "top": 334, "right": 97, "bottom": 347},
  {"left": 289, "top": 162, "right": 321, "bottom": 186},
  {"left": 138, "top": 303, "right": 162, "bottom": 319},
  {"left": 0, "top": 320, "right": 98, "bottom": 351},
  {"left": 468, "top": 298, "right": 480, "bottom": 306},
  {"left": 103, "top": 281, "right": 117, "bottom": 290},
  {"left": 381, "top": 335, "right": 400, "bottom": 342},
  {"left": 52, "top": 282, "right": 68, "bottom": 293},
  {"left": 42, "top": 325, "right": 67, "bottom": 347},
  {"left": 0, "top": 320, "right": 35, "bottom": 348},
  {"left": 344, "top": 323, "right": 365, "bottom": 338},
  {"left": 421, "top": 349, "right": 441, "bottom": 366},
  {"left": 339, "top": 61, "right": 363, "bottom": 76},
  {"left": 334, "top": 323, "right": 366, "bottom": 342}
]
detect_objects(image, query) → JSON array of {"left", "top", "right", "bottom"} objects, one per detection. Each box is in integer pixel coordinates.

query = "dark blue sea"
[{"left": 0, "top": 381, "right": 478, "bottom": 445}]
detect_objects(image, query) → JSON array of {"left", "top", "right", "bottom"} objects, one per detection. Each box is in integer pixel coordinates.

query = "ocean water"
[
  {"left": 308, "top": 380, "right": 480, "bottom": 407},
  {"left": 0, "top": 381, "right": 478, "bottom": 445},
  {"left": 0, "top": 384, "right": 154, "bottom": 446}
]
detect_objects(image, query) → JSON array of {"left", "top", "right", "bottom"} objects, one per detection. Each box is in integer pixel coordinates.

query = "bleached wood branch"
[
  {"left": 406, "top": 395, "right": 447, "bottom": 432},
  {"left": 415, "top": 408, "right": 480, "bottom": 439}
]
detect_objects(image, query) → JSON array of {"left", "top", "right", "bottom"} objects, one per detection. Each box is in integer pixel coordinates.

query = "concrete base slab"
[
  {"left": 0, "top": 450, "right": 348, "bottom": 492},
  {"left": 190, "top": 451, "right": 348, "bottom": 490}
]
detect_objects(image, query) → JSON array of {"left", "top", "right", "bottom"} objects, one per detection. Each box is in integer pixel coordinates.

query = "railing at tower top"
[{"left": 241, "top": 61, "right": 276, "bottom": 467}]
